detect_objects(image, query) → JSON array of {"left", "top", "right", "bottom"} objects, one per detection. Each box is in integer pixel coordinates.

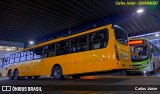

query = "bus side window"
[
  {"left": 56, "top": 40, "right": 69, "bottom": 55},
  {"left": 44, "top": 45, "right": 49, "bottom": 57},
  {"left": 15, "top": 52, "right": 20, "bottom": 63},
  {"left": 10, "top": 54, "right": 15, "bottom": 64},
  {"left": 71, "top": 38, "right": 77, "bottom": 53},
  {"left": 149, "top": 43, "right": 154, "bottom": 54},
  {"left": 64, "top": 41, "right": 69, "bottom": 54},
  {"left": 1, "top": 58, "right": 4, "bottom": 68},
  {"left": 3, "top": 58, "right": 6, "bottom": 63},
  {"left": 155, "top": 47, "right": 158, "bottom": 56},
  {"left": 71, "top": 35, "right": 87, "bottom": 53},
  {"left": 34, "top": 47, "right": 43, "bottom": 59},
  {"left": 44, "top": 43, "right": 56, "bottom": 57},
  {"left": 152, "top": 47, "right": 155, "bottom": 55},
  {"left": 56, "top": 42, "right": 62, "bottom": 55},
  {"left": 7, "top": 57, "right": 10, "bottom": 64},
  {"left": 89, "top": 29, "right": 108, "bottom": 50},
  {"left": 20, "top": 51, "right": 26, "bottom": 62},
  {"left": 78, "top": 36, "right": 87, "bottom": 51},
  {"left": 98, "top": 30, "right": 108, "bottom": 48},
  {"left": 89, "top": 33, "right": 98, "bottom": 50},
  {"left": 26, "top": 50, "right": 34, "bottom": 61}
]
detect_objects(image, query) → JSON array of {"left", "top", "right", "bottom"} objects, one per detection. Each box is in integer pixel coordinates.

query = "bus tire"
[
  {"left": 52, "top": 65, "right": 64, "bottom": 80},
  {"left": 13, "top": 69, "right": 19, "bottom": 80},
  {"left": 72, "top": 75, "right": 81, "bottom": 79},
  {"left": 8, "top": 70, "right": 13, "bottom": 80}
]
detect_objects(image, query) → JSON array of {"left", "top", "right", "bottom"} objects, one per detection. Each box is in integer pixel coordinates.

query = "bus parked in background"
[
  {"left": 1, "top": 53, "right": 10, "bottom": 77},
  {"left": 2, "top": 24, "right": 132, "bottom": 80},
  {"left": 128, "top": 39, "right": 160, "bottom": 74},
  {"left": 0, "top": 58, "right": 4, "bottom": 76}
]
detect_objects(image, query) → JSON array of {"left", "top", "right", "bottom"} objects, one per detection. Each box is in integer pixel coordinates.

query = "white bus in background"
[
  {"left": 2, "top": 53, "right": 12, "bottom": 77},
  {"left": 0, "top": 58, "right": 4, "bottom": 76},
  {"left": 2, "top": 51, "right": 42, "bottom": 77},
  {"left": 127, "top": 39, "right": 160, "bottom": 74},
  {"left": 0, "top": 58, "right": 3, "bottom": 68}
]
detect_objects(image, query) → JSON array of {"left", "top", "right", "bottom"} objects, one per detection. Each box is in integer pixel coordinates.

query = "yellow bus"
[{"left": 2, "top": 24, "right": 132, "bottom": 80}]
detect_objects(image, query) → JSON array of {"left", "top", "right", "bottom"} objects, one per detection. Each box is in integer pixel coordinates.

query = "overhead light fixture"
[
  {"left": 149, "top": 38, "right": 160, "bottom": 41},
  {"left": 129, "top": 31, "right": 160, "bottom": 39},
  {"left": 155, "top": 34, "right": 159, "bottom": 37},
  {"left": 29, "top": 41, "right": 34, "bottom": 45},
  {"left": 137, "top": 9, "right": 144, "bottom": 13},
  {"left": 7, "top": 48, "right": 11, "bottom": 51}
]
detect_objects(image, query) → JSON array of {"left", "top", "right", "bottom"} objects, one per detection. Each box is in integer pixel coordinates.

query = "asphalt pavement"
[{"left": 0, "top": 71, "right": 160, "bottom": 94}]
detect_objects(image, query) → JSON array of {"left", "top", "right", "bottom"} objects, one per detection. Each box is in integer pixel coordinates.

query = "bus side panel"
[
  {"left": 82, "top": 49, "right": 107, "bottom": 73},
  {"left": 82, "top": 26, "right": 116, "bottom": 73},
  {"left": 101, "top": 26, "right": 117, "bottom": 70},
  {"left": 114, "top": 42, "right": 132, "bottom": 69},
  {"left": 61, "top": 53, "right": 83, "bottom": 75},
  {"left": 18, "top": 61, "right": 36, "bottom": 76},
  {"left": 31, "top": 52, "right": 83, "bottom": 76},
  {"left": 43, "top": 53, "right": 83, "bottom": 75},
  {"left": 34, "top": 59, "right": 46, "bottom": 76},
  {"left": 18, "top": 63, "right": 26, "bottom": 76},
  {"left": 110, "top": 26, "right": 132, "bottom": 69}
]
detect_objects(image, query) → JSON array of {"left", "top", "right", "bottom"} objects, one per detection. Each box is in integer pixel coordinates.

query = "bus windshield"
[
  {"left": 130, "top": 45, "right": 149, "bottom": 62},
  {"left": 114, "top": 26, "right": 128, "bottom": 45}
]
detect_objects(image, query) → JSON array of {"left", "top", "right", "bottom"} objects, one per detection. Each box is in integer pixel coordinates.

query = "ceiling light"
[
  {"left": 155, "top": 34, "right": 159, "bottom": 37},
  {"left": 129, "top": 31, "right": 160, "bottom": 39},
  {"left": 29, "top": 41, "right": 34, "bottom": 45},
  {"left": 7, "top": 49, "right": 11, "bottom": 51},
  {"left": 137, "top": 9, "right": 144, "bottom": 13}
]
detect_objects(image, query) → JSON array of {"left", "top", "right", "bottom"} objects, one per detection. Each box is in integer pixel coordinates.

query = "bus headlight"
[{"left": 141, "top": 63, "right": 148, "bottom": 67}]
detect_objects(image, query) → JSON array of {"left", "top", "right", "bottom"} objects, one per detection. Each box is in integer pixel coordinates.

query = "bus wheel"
[
  {"left": 8, "top": 70, "right": 13, "bottom": 80},
  {"left": 52, "top": 66, "right": 64, "bottom": 80},
  {"left": 28, "top": 76, "right": 32, "bottom": 79},
  {"left": 13, "top": 69, "right": 19, "bottom": 80},
  {"left": 72, "top": 75, "right": 81, "bottom": 79}
]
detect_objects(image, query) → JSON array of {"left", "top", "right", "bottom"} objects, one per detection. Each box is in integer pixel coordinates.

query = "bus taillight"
[{"left": 114, "top": 45, "right": 119, "bottom": 61}]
